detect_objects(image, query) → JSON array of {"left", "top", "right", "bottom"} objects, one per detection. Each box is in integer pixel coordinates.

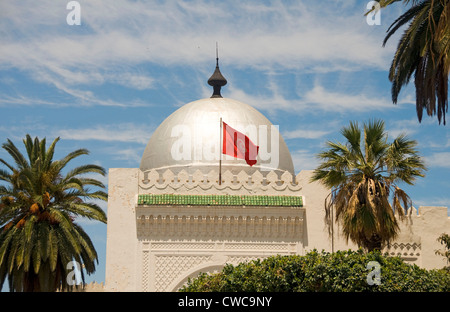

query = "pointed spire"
[{"left": 208, "top": 43, "right": 227, "bottom": 98}]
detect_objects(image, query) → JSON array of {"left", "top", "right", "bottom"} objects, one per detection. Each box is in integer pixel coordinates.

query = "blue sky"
[{"left": 1, "top": 1, "right": 449, "bottom": 289}]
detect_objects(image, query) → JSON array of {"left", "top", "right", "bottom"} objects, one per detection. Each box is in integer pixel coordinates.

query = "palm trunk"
[{"left": 365, "top": 233, "right": 382, "bottom": 252}]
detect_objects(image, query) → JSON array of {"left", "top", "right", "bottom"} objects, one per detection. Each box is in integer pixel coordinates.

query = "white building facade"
[{"left": 104, "top": 64, "right": 449, "bottom": 292}]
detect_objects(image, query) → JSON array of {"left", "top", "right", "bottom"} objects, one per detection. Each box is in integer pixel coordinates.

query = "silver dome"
[{"left": 140, "top": 97, "right": 294, "bottom": 176}]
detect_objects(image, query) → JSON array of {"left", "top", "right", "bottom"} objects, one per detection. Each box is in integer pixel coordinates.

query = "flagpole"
[{"left": 219, "top": 117, "right": 222, "bottom": 185}]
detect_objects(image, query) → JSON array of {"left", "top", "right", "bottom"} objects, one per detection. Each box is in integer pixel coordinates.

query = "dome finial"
[
  {"left": 216, "top": 41, "right": 219, "bottom": 66},
  {"left": 208, "top": 42, "right": 227, "bottom": 98}
]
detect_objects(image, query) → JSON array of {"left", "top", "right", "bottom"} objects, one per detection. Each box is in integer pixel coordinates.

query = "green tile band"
[{"left": 138, "top": 194, "right": 303, "bottom": 207}]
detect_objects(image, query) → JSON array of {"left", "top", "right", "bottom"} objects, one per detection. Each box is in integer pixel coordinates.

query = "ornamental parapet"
[{"left": 138, "top": 168, "right": 302, "bottom": 194}]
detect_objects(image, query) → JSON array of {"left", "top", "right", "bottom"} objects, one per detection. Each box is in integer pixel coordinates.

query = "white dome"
[{"left": 140, "top": 97, "right": 295, "bottom": 176}]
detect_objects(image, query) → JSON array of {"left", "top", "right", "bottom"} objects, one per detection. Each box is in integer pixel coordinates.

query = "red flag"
[{"left": 222, "top": 121, "right": 259, "bottom": 166}]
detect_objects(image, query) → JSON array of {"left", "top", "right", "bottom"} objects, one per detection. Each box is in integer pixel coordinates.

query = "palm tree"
[
  {"left": 0, "top": 135, "right": 107, "bottom": 292},
  {"left": 372, "top": 0, "right": 450, "bottom": 125},
  {"left": 311, "top": 120, "right": 426, "bottom": 252}
]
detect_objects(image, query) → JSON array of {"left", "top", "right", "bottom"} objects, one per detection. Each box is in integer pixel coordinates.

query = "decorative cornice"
[
  {"left": 136, "top": 206, "right": 304, "bottom": 240},
  {"left": 139, "top": 169, "right": 302, "bottom": 193}
]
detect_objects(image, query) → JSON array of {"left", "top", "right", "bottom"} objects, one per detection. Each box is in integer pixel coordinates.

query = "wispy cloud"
[
  {"left": 303, "top": 85, "right": 393, "bottom": 112},
  {"left": 114, "top": 72, "right": 155, "bottom": 90},
  {"left": 4, "top": 1, "right": 391, "bottom": 68},
  {"left": 227, "top": 82, "right": 395, "bottom": 115},
  {"left": 1, "top": 1, "right": 393, "bottom": 84},
  {"left": 385, "top": 118, "right": 420, "bottom": 138},
  {"left": 291, "top": 150, "right": 320, "bottom": 171},
  {"left": 0, "top": 0, "right": 402, "bottom": 114},
  {"left": 283, "top": 129, "right": 331, "bottom": 140},
  {"left": 112, "top": 148, "right": 143, "bottom": 165},
  {"left": 0, "top": 94, "right": 61, "bottom": 107},
  {"left": 425, "top": 152, "right": 450, "bottom": 169},
  {"left": 54, "top": 123, "right": 155, "bottom": 145}
]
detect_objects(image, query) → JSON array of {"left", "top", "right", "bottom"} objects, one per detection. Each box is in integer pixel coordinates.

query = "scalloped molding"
[{"left": 139, "top": 168, "right": 302, "bottom": 193}]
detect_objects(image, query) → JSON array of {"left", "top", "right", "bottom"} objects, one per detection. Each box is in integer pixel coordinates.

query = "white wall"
[{"left": 104, "top": 168, "right": 449, "bottom": 292}]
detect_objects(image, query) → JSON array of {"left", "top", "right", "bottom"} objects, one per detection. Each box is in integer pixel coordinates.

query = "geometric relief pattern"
[
  {"left": 151, "top": 242, "right": 215, "bottom": 250},
  {"left": 142, "top": 251, "right": 150, "bottom": 292},
  {"left": 154, "top": 255, "right": 212, "bottom": 291},
  {"left": 224, "top": 242, "right": 290, "bottom": 251},
  {"left": 383, "top": 242, "right": 421, "bottom": 258},
  {"left": 226, "top": 255, "right": 268, "bottom": 265},
  {"left": 137, "top": 214, "right": 304, "bottom": 240},
  {"left": 149, "top": 242, "right": 292, "bottom": 252}
]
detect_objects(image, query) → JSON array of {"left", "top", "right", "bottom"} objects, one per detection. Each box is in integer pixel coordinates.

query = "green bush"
[{"left": 179, "top": 249, "right": 450, "bottom": 292}]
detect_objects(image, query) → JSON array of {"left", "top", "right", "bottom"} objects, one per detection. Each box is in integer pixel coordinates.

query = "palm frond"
[
  {"left": 0, "top": 135, "right": 107, "bottom": 291},
  {"left": 383, "top": 0, "right": 450, "bottom": 124},
  {"left": 2, "top": 139, "right": 29, "bottom": 170}
]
